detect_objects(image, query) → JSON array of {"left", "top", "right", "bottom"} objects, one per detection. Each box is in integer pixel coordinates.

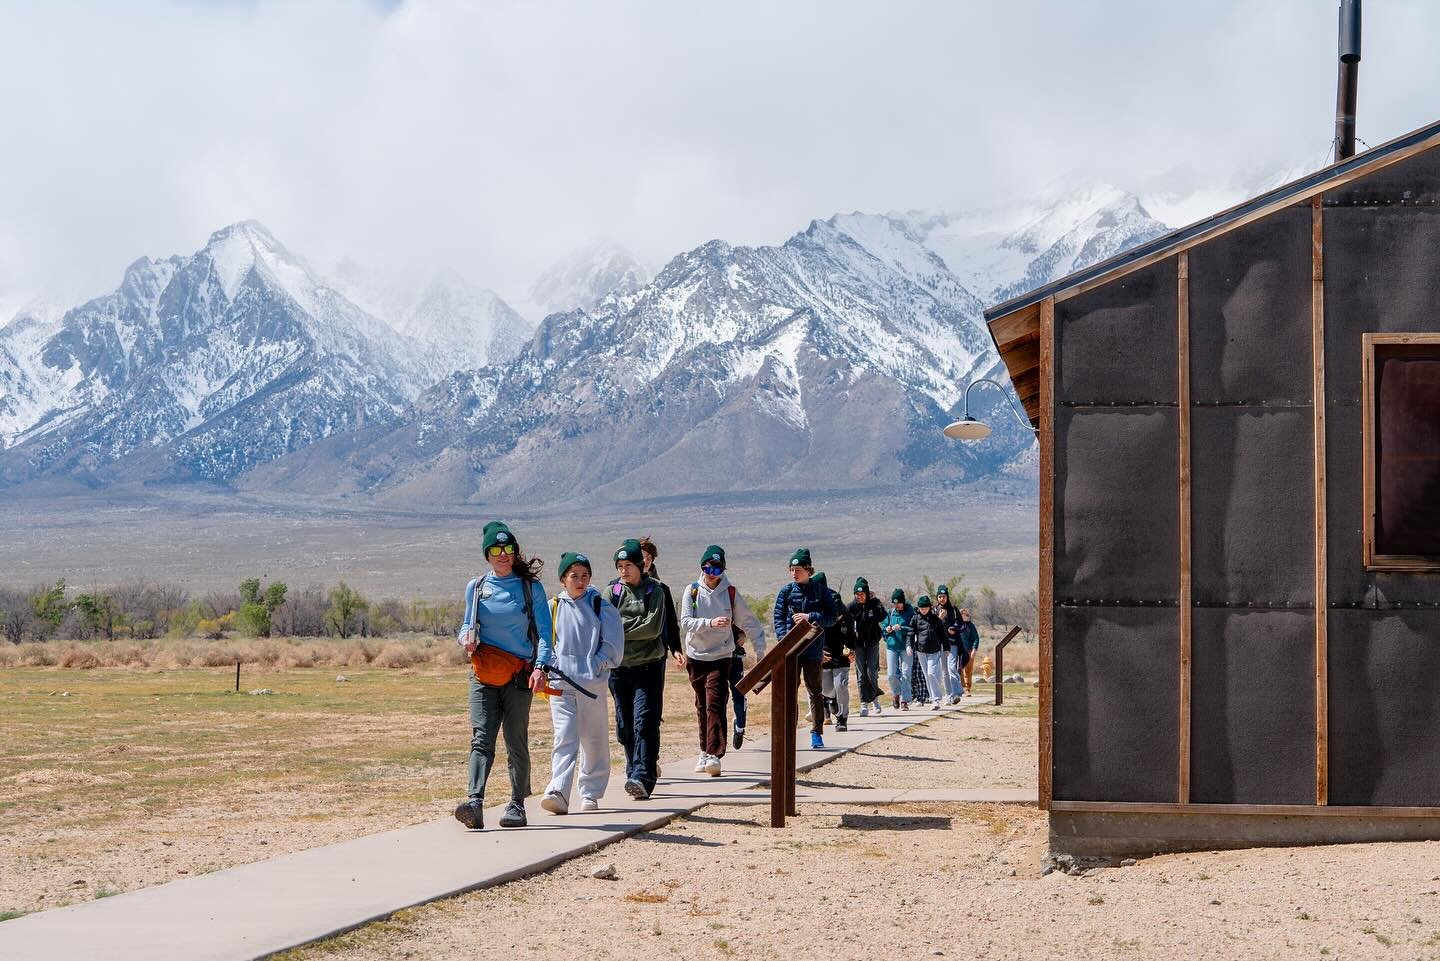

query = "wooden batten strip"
[
  {"left": 1050, "top": 800, "right": 1440, "bottom": 819},
  {"left": 1177, "top": 253, "right": 1192, "bottom": 805},
  {"left": 1038, "top": 296, "right": 1056, "bottom": 812},
  {"left": 1312, "top": 197, "right": 1329, "bottom": 806}
]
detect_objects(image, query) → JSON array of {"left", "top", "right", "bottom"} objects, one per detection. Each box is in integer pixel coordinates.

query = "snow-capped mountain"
[
  {"left": 0, "top": 221, "right": 429, "bottom": 484},
  {"left": 0, "top": 188, "right": 1173, "bottom": 500},
  {"left": 520, "top": 240, "right": 650, "bottom": 321},
  {"left": 333, "top": 263, "right": 532, "bottom": 373},
  {"left": 899, "top": 186, "right": 1170, "bottom": 305},
  {"left": 242, "top": 213, "right": 1029, "bottom": 504}
]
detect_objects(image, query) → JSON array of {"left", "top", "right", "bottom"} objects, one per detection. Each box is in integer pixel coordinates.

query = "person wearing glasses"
[
  {"left": 453, "top": 521, "right": 552, "bottom": 831},
  {"left": 608, "top": 538, "right": 680, "bottom": 800},
  {"left": 679, "top": 545, "right": 768, "bottom": 777}
]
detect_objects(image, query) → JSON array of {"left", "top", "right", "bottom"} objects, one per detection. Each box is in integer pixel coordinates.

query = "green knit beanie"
[
  {"left": 558, "top": 552, "right": 592, "bottom": 579},
  {"left": 788, "top": 547, "right": 812, "bottom": 569},
  {"left": 891, "top": 588, "right": 906, "bottom": 603},
  {"left": 700, "top": 545, "right": 726, "bottom": 568},
  {"left": 854, "top": 577, "right": 870, "bottom": 594},
  {"left": 482, "top": 521, "right": 517, "bottom": 554},
  {"left": 812, "top": 571, "right": 827, "bottom": 590},
  {"left": 917, "top": 595, "right": 932, "bottom": 608},
  {"left": 614, "top": 538, "right": 643, "bottom": 566}
]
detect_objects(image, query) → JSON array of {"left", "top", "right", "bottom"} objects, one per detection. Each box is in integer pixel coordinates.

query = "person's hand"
[
  {"left": 712, "top": 616, "right": 731, "bottom": 629},
  {"left": 673, "top": 650, "right": 687, "bottom": 668},
  {"left": 791, "top": 612, "right": 810, "bottom": 626},
  {"left": 528, "top": 668, "right": 547, "bottom": 692}
]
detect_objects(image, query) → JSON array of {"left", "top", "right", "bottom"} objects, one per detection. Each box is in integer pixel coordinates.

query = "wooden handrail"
[{"left": 993, "top": 626, "right": 1022, "bottom": 706}]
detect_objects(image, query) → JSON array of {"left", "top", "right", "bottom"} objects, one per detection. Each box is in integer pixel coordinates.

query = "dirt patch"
[{"left": 279, "top": 801, "right": 1440, "bottom": 961}]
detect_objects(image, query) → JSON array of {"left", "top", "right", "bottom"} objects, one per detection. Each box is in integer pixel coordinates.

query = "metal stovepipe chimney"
[{"left": 1335, "top": 0, "right": 1362, "bottom": 160}]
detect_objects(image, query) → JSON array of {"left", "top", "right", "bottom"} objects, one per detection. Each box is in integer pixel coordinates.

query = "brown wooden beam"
[
  {"left": 1312, "top": 196, "right": 1329, "bottom": 807},
  {"left": 1038, "top": 296, "right": 1056, "bottom": 811},
  {"left": 1050, "top": 800, "right": 1440, "bottom": 818},
  {"left": 1177, "top": 252, "right": 1192, "bottom": 805}
]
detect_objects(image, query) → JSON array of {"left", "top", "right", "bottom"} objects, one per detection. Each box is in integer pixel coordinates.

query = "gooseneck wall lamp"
[{"left": 942, "top": 377, "right": 1039, "bottom": 442}]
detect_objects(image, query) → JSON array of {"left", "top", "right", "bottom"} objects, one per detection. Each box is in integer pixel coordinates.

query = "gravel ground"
[
  {"left": 280, "top": 798, "right": 1440, "bottom": 961},
  {"left": 801, "top": 702, "right": 1036, "bottom": 792}
]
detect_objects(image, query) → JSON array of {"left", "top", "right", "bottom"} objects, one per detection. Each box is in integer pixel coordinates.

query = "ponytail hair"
[{"left": 513, "top": 550, "right": 544, "bottom": 582}]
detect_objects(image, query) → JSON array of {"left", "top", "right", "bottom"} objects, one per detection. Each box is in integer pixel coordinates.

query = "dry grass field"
[
  {"left": 0, "top": 632, "right": 1035, "bottom": 919},
  {"left": 0, "top": 658, "right": 770, "bottom": 916}
]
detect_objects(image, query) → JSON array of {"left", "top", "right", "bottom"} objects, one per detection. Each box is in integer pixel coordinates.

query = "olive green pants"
[{"left": 467, "top": 675, "right": 533, "bottom": 802}]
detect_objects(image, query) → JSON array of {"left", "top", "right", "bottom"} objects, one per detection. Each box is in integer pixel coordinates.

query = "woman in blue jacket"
[
  {"left": 453, "top": 521, "right": 552, "bottom": 831},
  {"left": 881, "top": 588, "right": 914, "bottom": 710}
]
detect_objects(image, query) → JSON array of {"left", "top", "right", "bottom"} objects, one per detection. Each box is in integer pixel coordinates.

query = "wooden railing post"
[{"left": 992, "top": 626, "right": 1021, "bottom": 706}]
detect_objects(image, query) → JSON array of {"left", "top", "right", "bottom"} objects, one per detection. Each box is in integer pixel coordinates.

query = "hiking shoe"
[
  {"left": 732, "top": 727, "right": 745, "bottom": 750},
  {"left": 624, "top": 778, "right": 650, "bottom": 800},
  {"left": 901, "top": 701, "right": 910, "bottom": 711},
  {"left": 892, "top": 694, "right": 900, "bottom": 709},
  {"left": 580, "top": 797, "right": 600, "bottom": 813},
  {"left": 859, "top": 704, "right": 869, "bottom": 717},
  {"left": 810, "top": 732, "right": 824, "bottom": 750},
  {"left": 836, "top": 720, "right": 848, "bottom": 732},
  {"left": 873, "top": 700, "right": 883, "bottom": 716},
  {"left": 694, "top": 753, "right": 708, "bottom": 773},
  {"left": 540, "top": 791, "right": 568, "bottom": 815},
  {"left": 453, "top": 799, "right": 484, "bottom": 830},
  {"left": 498, "top": 799, "right": 527, "bottom": 827},
  {"left": 704, "top": 754, "right": 722, "bottom": 777}
]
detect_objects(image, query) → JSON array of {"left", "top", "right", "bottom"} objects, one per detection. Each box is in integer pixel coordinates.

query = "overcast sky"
[{"left": 2, "top": 0, "right": 1438, "bottom": 307}]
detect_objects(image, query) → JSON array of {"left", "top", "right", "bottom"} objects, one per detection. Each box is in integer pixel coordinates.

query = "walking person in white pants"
[{"left": 532, "top": 552, "right": 624, "bottom": 814}]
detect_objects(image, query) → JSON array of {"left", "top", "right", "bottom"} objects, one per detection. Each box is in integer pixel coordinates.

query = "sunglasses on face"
[
  {"left": 486, "top": 544, "right": 517, "bottom": 558},
  {"left": 702, "top": 565, "right": 724, "bottom": 576}
]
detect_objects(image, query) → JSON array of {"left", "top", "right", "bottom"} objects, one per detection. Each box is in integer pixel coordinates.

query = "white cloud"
[{"left": 2, "top": 0, "right": 1438, "bottom": 307}]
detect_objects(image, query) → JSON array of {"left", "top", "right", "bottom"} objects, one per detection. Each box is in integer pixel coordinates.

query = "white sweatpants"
[
  {"left": 921, "top": 652, "right": 947, "bottom": 704},
  {"left": 545, "top": 681, "right": 611, "bottom": 804}
]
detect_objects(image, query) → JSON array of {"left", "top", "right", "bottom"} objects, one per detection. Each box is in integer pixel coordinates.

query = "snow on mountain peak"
[{"left": 524, "top": 240, "right": 650, "bottom": 320}]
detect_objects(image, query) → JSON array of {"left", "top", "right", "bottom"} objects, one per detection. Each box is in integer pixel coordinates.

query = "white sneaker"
[
  {"left": 540, "top": 790, "right": 568, "bottom": 815},
  {"left": 695, "top": 753, "right": 708, "bottom": 773},
  {"left": 872, "top": 701, "right": 882, "bottom": 716},
  {"left": 580, "top": 797, "right": 600, "bottom": 813},
  {"left": 860, "top": 704, "right": 869, "bottom": 717},
  {"left": 704, "top": 754, "right": 722, "bottom": 777}
]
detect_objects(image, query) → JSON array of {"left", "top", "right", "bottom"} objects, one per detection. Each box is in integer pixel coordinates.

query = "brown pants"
[
  {"left": 963, "top": 653, "right": 975, "bottom": 690},
  {"left": 796, "top": 659, "right": 824, "bottom": 735},
  {"left": 688, "top": 656, "right": 730, "bottom": 757}
]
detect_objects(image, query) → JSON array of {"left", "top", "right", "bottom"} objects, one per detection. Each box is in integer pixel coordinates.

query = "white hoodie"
[{"left": 680, "top": 574, "right": 768, "bottom": 662}]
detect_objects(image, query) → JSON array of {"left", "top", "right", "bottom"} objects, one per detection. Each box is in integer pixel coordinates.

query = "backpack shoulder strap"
[
  {"left": 728, "top": 585, "right": 737, "bottom": 615},
  {"left": 592, "top": 594, "right": 603, "bottom": 618},
  {"left": 521, "top": 577, "right": 539, "bottom": 660}
]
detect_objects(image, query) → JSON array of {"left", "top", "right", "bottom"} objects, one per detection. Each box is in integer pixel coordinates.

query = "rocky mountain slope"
[{"left": 0, "top": 190, "right": 1172, "bottom": 501}]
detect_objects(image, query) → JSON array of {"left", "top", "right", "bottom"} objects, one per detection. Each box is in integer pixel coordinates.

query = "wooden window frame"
[{"left": 1362, "top": 332, "right": 1440, "bottom": 571}]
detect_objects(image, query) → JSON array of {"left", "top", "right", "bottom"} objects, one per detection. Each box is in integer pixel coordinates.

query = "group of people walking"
[{"left": 451, "top": 522, "right": 981, "bottom": 831}]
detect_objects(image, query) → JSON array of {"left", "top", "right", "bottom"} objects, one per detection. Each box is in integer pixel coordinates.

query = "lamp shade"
[{"left": 943, "top": 417, "right": 992, "bottom": 441}]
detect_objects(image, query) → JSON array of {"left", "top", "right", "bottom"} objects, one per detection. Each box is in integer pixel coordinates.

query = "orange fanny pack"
[{"left": 471, "top": 644, "right": 528, "bottom": 687}]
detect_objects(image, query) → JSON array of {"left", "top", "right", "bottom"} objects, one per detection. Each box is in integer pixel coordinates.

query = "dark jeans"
[
  {"left": 467, "top": 675, "right": 533, "bottom": 802},
  {"left": 796, "top": 658, "right": 824, "bottom": 735},
  {"left": 728, "top": 652, "right": 747, "bottom": 731},
  {"left": 610, "top": 657, "right": 665, "bottom": 791},
  {"left": 687, "top": 656, "right": 730, "bottom": 757},
  {"left": 855, "top": 641, "right": 882, "bottom": 703}
]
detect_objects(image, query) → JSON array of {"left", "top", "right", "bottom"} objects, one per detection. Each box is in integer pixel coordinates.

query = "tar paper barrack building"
[{"left": 986, "top": 118, "right": 1440, "bottom": 856}]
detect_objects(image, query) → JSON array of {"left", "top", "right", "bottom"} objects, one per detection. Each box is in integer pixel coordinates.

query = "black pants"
[
  {"left": 796, "top": 659, "right": 824, "bottom": 735},
  {"left": 610, "top": 658, "right": 665, "bottom": 791},
  {"left": 854, "top": 641, "right": 882, "bottom": 703}
]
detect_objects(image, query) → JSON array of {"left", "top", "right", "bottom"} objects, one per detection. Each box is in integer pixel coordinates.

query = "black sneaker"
[
  {"left": 453, "top": 799, "right": 484, "bottom": 830},
  {"left": 732, "top": 727, "right": 744, "bottom": 751},
  {"left": 498, "top": 799, "right": 527, "bottom": 827},
  {"left": 836, "top": 720, "right": 848, "bottom": 732}
]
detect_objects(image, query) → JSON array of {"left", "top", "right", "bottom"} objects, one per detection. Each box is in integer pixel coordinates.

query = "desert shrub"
[
  {"left": 57, "top": 644, "right": 101, "bottom": 669},
  {"left": 371, "top": 643, "right": 421, "bottom": 669},
  {"left": 18, "top": 643, "right": 57, "bottom": 667},
  {"left": 437, "top": 641, "right": 470, "bottom": 667},
  {"left": 0, "top": 645, "right": 19, "bottom": 667}
]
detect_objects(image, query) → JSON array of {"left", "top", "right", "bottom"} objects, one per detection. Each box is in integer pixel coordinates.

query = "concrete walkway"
[{"left": 0, "top": 704, "right": 1028, "bottom": 961}]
